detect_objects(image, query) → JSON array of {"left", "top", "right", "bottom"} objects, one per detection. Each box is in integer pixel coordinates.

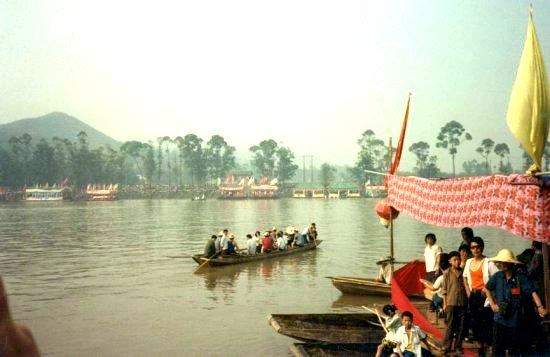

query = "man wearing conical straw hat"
[{"left": 483, "top": 249, "right": 547, "bottom": 356}]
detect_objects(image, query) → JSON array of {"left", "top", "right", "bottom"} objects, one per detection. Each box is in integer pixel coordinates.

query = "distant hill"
[{"left": 0, "top": 112, "right": 120, "bottom": 149}]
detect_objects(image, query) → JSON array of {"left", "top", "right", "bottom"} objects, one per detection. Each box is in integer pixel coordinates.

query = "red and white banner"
[{"left": 386, "top": 174, "right": 549, "bottom": 243}]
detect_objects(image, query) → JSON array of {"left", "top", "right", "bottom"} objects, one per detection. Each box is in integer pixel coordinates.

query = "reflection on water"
[{"left": 0, "top": 199, "right": 530, "bottom": 356}]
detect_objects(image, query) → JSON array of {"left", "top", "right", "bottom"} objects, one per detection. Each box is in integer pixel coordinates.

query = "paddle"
[
  {"left": 362, "top": 306, "right": 388, "bottom": 334},
  {"left": 193, "top": 252, "right": 219, "bottom": 273}
]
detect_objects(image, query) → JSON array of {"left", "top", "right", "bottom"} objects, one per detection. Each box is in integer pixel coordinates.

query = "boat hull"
[
  {"left": 192, "top": 240, "right": 322, "bottom": 267},
  {"left": 268, "top": 313, "right": 385, "bottom": 344},
  {"left": 328, "top": 276, "right": 425, "bottom": 298},
  {"left": 289, "top": 342, "right": 378, "bottom": 357}
]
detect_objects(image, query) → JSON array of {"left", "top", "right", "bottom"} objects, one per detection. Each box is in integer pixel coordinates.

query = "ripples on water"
[{"left": 0, "top": 199, "right": 529, "bottom": 356}]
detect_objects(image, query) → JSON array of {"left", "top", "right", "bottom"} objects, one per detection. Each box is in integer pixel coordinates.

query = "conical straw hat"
[{"left": 490, "top": 249, "right": 522, "bottom": 264}]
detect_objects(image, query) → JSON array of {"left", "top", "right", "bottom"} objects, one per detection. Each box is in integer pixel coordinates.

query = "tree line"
[
  {"left": 0, "top": 132, "right": 301, "bottom": 189},
  {"left": 1, "top": 121, "right": 548, "bottom": 190}
]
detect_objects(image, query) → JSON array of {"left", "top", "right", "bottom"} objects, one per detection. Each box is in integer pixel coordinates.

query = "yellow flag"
[{"left": 506, "top": 10, "right": 550, "bottom": 173}]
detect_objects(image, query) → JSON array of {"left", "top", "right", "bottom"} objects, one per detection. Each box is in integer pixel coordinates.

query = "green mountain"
[{"left": 0, "top": 112, "right": 120, "bottom": 149}]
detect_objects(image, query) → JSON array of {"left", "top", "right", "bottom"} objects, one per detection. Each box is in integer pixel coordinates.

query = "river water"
[{"left": 0, "top": 199, "right": 529, "bottom": 356}]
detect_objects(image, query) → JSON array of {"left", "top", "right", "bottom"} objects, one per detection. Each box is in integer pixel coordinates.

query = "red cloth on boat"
[
  {"left": 391, "top": 261, "right": 444, "bottom": 340},
  {"left": 386, "top": 174, "right": 549, "bottom": 243}
]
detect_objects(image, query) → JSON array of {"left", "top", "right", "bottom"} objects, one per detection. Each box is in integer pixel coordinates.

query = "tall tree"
[
  {"left": 181, "top": 134, "right": 206, "bottom": 185},
  {"left": 475, "top": 138, "right": 495, "bottom": 174},
  {"left": 156, "top": 137, "right": 164, "bottom": 184},
  {"left": 408, "top": 141, "right": 430, "bottom": 176},
  {"left": 121, "top": 140, "right": 148, "bottom": 182},
  {"left": 494, "top": 143, "right": 512, "bottom": 174},
  {"left": 205, "top": 135, "right": 236, "bottom": 183},
  {"left": 275, "top": 146, "right": 298, "bottom": 186},
  {"left": 143, "top": 142, "right": 156, "bottom": 188},
  {"left": 435, "top": 120, "right": 472, "bottom": 177},
  {"left": 19, "top": 133, "right": 33, "bottom": 186},
  {"left": 319, "top": 163, "right": 336, "bottom": 191},
  {"left": 249, "top": 139, "right": 278, "bottom": 177},
  {"left": 31, "top": 139, "right": 57, "bottom": 184},
  {"left": 352, "top": 130, "right": 386, "bottom": 184}
]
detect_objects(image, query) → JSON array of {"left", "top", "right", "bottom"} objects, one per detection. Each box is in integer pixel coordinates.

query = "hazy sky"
[{"left": 1, "top": 1, "right": 549, "bottom": 171}]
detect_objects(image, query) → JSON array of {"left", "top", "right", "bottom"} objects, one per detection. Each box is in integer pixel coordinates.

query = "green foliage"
[
  {"left": 320, "top": 163, "right": 336, "bottom": 189},
  {"left": 494, "top": 143, "right": 512, "bottom": 174},
  {"left": 462, "top": 159, "right": 486, "bottom": 176},
  {"left": 205, "top": 135, "right": 236, "bottom": 183},
  {"left": 475, "top": 138, "right": 495, "bottom": 174},
  {"left": 435, "top": 120, "right": 472, "bottom": 176},
  {"left": 408, "top": 141, "right": 441, "bottom": 177},
  {"left": 275, "top": 146, "right": 298, "bottom": 184},
  {"left": 351, "top": 130, "right": 386, "bottom": 184},
  {"left": 249, "top": 139, "right": 278, "bottom": 177},
  {"left": 181, "top": 134, "right": 207, "bottom": 184}
]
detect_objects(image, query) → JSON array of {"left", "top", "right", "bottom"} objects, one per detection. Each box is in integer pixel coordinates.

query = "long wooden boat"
[
  {"left": 327, "top": 276, "right": 425, "bottom": 298},
  {"left": 269, "top": 312, "right": 444, "bottom": 355},
  {"left": 268, "top": 313, "right": 385, "bottom": 344},
  {"left": 289, "top": 342, "right": 378, "bottom": 357},
  {"left": 191, "top": 240, "right": 322, "bottom": 267}
]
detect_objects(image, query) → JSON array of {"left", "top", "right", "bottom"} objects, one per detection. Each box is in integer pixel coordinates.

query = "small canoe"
[
  {"left": 268, "top": 313, "right": 385, "bottom": 344},
  {"left": 289, "top": 342, "right": 378, "bottom": 357},
  {"left": 192, "top": 240, "right": 322, "bottom": 267},
  {"left": 327, "top": 276, "right": 426, "bottom": 298}
]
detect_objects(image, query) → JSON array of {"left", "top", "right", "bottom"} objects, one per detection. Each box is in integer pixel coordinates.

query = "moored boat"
[
  {"left": 289, "top": 342, "right": 378, "bottom": 357},
  {"left": 268, "top": 313, "right": 385, "bottom": 344},
  {"left": 191, "top": 240, "right": 322, "bottom": 267},
  {"left": 25, "top": 187, "right": 69, "bottom": 201},
  {"left": 327, "top": 261, "right": 427, "bottom": 298}
]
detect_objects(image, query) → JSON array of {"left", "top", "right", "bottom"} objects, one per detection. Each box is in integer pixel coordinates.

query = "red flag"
[{"left": 389, "top": 93, "right": 411, "bottom": 175}]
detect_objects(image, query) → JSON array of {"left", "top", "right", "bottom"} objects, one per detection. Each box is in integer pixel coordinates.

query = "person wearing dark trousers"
[{"left": 484, "top": 249, "right": 547, "bottom": 357}]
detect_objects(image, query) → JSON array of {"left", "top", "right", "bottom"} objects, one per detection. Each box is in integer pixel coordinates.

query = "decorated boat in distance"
[
  {"left": 86, "top": 184, "right": 118, "bottom": 201},
  {"left": 25, "top": 187, "right": 69, "bottom": 201},
  {"left": 268, "top": 313, "right": 385, "bottom": 344},
  {"left": 191, "top": 240, "right": 321, "bottom": 267}
]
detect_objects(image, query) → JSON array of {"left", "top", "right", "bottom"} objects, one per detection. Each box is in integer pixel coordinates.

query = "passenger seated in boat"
[
  {"left": 246, "top": 234, "right": 257, "bottom": 255},
  {"left": 375, "top": 256, "right": 393, "bottom": 284},
  {"left": 375, "top": 304, "right": 401, "bottom": 357},
  {"left": 284, "top": 226, "right": 296, "bottom": 247},
  {"left": 220, "top": 229, "right": 230, "bottom": 254},
  {"left": 294, "top": 231, "right": 309, "bottom": 247},
  {"left": 261, "top": 232, "right": 274, "bottom": 253},
  {"left": 254, "top": 231, "right": 262, "bottom": 254},
  {"left": 204, "top": 235, "right": 217, "bottom": 258},
  {"left": 392, "top": 311, "right": 431, "bottom": 357},
  {"left": 226, "top": 235, "right": 238, "bottom": 255},
  {"left": 275, "top": 231, "right": 287, "bottom": 251},
  {"left": 308, "top": 223, "right": 318, "bottom": 242}
]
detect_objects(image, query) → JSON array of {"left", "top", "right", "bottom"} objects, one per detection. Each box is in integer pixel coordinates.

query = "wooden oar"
[
  {"left": 362, "top": 306, "right": 388, "bottom": 334},
  {"left": 193, "top": 252, "right": 218, "bottom": 273}
]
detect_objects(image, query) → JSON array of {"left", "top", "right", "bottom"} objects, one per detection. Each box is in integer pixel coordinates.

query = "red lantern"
[{"left": 375, "top": 200, "right": 399, "bottom": 221}]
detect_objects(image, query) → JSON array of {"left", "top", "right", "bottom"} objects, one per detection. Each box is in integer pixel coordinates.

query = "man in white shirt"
[
  {"left": 275, "top": 231, "right": 287, "bottom": 251},
  {"left": 424, "top": 233, "right": 442, "bottom": 283},
  {"left": 220, "top": 229, "right": 229, "bottom": 254},
  {"left": 246, "top": 234, "right": 257, "bottom": 255}
]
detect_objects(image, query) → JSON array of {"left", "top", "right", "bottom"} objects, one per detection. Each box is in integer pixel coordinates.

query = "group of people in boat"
[
  {"left": 376, "top": 227, "right": 547, "bottom": 356},
  {"left": 203, "top": 223, "right": 318, "bottom": 258}
]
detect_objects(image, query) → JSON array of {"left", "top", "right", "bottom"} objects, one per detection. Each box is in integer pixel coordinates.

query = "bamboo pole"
[{"left": 388, "top": 137, "right": 395, "bottom": 277}]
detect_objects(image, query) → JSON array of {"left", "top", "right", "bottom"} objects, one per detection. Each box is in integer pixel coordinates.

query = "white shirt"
[
  {"left": 214, "top": 237, "right": 221, "bottom": 252},
  {"left": 463, "top": 257, "right": 498, "bottom": 306},
  {"left": 276, "top": 236, "right": 287, "bottom": 250},
  {"left": 220, "top": 235, "right": 229, "bottom": 250},
  {"left": 432, "top": 275, "right": 444, "bottom": 297},
  {"left": 393, "top": 325, "right": 426, "bottom": 356},
  {"left": 424, "top": 244, "right": 442, "bottom": 272},
  {"left": 246, "top": 239, "right": 257, "bottom": 255}
]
